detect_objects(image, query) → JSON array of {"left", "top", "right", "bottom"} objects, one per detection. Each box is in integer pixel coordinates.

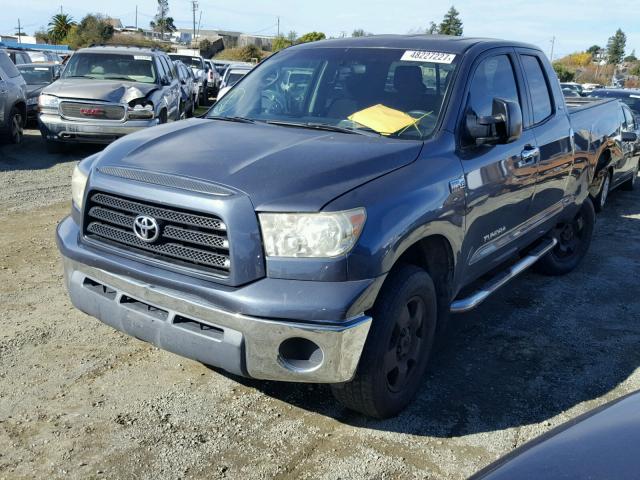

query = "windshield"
[
  {"left": 209, "top": 47, "right": 457, "bottom": 140},
  {"left": 226, "top": 70, "right": 248, "bottom": 86},
  {"left": 62, "top": 52, "right": 157, "bottom": 84},
  {"left": 18, "top": 65, "right": 54, "bottom": 84},
  {"left": 170, "top": 55, "right": 204, "bottom": 69}
]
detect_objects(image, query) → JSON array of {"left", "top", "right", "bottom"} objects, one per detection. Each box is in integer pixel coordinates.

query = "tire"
[
  {"left": 535, "top": 199, "right": 595, "bottom": 276},
  {"left": 593, "top": 170, "right": 611, "bottom": 212},
  {"left": 179, "top": 102, "right": 186, "bottom": 120},
  {"left": 158, "top": 110, "right": 168, "bottom": 124},
  {"left": 331, "top": 264, "right": 438, "bottom": 418},
  {"left": 620, "top": 160, "right": 639, "bottom": 191},
  {"left": 3, "top": 106, "right": 23, "bottom": 144}
]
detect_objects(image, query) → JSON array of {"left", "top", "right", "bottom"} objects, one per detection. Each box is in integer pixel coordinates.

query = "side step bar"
[{"left": 450, "top": 237, "right": 558, "bottom": 314}]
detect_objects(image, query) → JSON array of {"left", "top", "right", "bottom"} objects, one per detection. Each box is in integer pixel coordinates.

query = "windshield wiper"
[
  {"left": 103, "top": 75, "right": 135, "bottom": 81},
  {"left": 207, "top": 115, "right": 257, "bottom": 124},
  {"left": 264, "top": 120, "right": 379, "bottom": 136},
  {"left": 65, "top": 75, "right": 97, "bottom": 79}
]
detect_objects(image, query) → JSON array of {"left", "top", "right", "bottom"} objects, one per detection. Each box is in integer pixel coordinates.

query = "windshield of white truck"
[
  {"left": 209, "top": 47, "right": 458, "bottom": 140},
  {"left": 62, "top": 52, "right": 158, "bottom": 84}
]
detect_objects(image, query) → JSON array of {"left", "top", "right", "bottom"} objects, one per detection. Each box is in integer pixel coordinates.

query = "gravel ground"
[{"left": 1, "top": 130, "right": 639, "bottom": 480}]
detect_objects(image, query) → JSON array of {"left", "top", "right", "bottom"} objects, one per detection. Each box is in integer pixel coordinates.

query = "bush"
[
  {"left": 105, "top": 33, "right": 171, "bottom": 51},
  {"left": 64, "top": 14, "right": 114, "bottom": 49},
  {"left": 215, "top": 44, "right": 264, "bottom": 63},
  {"left": 553, "top": 62, "right": 575, "bottom": 82}
]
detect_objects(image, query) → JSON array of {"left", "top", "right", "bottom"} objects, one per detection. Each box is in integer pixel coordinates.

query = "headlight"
[
  {"left": 259, "top": 208, "right": 366, "bottom": 258},
  {"left": 71, "top": 164, "right": 89, "bottom": 209},
  {"left": 38, "top": 94, "right": 59, "bottom": 110},
  {"left": 127, "top": 100, "right": 154, "bottom": 119}
]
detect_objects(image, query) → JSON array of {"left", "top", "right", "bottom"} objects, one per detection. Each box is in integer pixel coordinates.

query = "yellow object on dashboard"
[{"left": 348, "top": 104, "right": 417, "bottom": 135}]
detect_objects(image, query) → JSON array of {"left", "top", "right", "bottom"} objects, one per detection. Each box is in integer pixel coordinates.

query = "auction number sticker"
[
  {"left": 401, "top": 50, "right": 456, "bottom": 64},
  {"left": 134, "top": 55, "right": 152, "bottom": 61}
]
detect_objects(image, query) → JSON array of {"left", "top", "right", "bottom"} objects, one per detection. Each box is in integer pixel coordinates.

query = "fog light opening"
[{"left": 278, "top": 337, "right": 324, "bottom": 373}]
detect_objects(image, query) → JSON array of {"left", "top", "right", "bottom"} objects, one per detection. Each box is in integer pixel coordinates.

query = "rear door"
[
  {"left": 459, "top": 49, "right": 539, "bottom": 278},
  {"left": 621, "top": 105, "right": 640, "bottom": 181},
  {"left": 516, "top": 50, "right": 574, "bottom": 217}
]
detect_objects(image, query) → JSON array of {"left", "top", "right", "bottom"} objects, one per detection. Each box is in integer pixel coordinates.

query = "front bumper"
[
  {"left": 39, "top": 113, "right": 158, "bottom": 144},
  {"left": 57, "top": 218, "right": 373, "bottom": 383}
]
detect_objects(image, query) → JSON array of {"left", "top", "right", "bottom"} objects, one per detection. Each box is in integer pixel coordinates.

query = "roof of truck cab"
[
  {"left": 76, "top": 45, "right": 159, "bottom": 55},
  {"left": 290, "top": 35, "right": 541, "bottom": 55}
]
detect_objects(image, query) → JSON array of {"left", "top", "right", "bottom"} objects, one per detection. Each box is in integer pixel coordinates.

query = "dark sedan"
[
  {"left": 16, "top": 63, "right": 61, "bottom": 123},
  {"left": 588, "top": 88, "right": 640, "bottom": 118},
  {"left": 471, "top": 391, "right": 640, "bottom": 479}
]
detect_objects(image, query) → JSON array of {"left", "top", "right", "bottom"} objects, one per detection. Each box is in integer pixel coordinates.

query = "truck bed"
[{"left": 566, "top": 97, "right": 615, "bottom": 113}]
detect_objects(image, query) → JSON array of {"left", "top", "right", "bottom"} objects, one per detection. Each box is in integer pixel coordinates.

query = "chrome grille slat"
[
  {"left": 91, "top": 193, "right": 226, "bottom": 231},
  {"left": 163, "top": 225, "right": 228, "bottom": 250},
  {"left": 87, "top": 222, "right": 230, "bottom": 270},
  {"left": 60, "top": 102, "right": 125, "bottom": 121},
  {"left": 84, "top": 192, "right": 230, "bottom": 275}
]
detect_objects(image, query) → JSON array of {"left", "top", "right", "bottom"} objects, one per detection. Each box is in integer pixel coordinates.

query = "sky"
[{"left": 2, "top": 0, "right": 639, "bottom": 60}]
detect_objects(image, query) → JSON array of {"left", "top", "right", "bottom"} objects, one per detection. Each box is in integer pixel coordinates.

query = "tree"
[
  {"left": 150, "top": 0, "right": 176, "bottom": 38},
  {"left": 624, "top": 50, "right": 637, "bottom": 63},
  {"left": 239, "top": 45, "right": 262, "bottom": 62},
  {"left": 426, "top": 21, "right": 438, "bottom": 34},
  {"left": 287, "top": 30, "right": 297, "bottom": 46},
  {"left": 352, "top": 29, "right": 365, "bottom": 37},
  {"left": 587, "top": 44, "right": 601, "bottom": 56},
  {"left": 438, "top": 6, "right": 463, "bottom": 36},
  {"left": 34, "top": 29, "right": 50, "bottom": 44},
  {"left": 606, "top": 28, "right": 626, "bottom": 65},
  {"left": 297, "top": 32, "right": 326, "bottom": 44},
  {"left": 272, "top": 34, "right": 290, "bottom": 52},
  {"left": 64, "top": 14, "right": 114, "bottom": 49},
  {"left": 553, "top": 62, "right": 575, "bottom": 82},
  {"left": 47, "top": 13, "right": 76, "bottom": 44}
]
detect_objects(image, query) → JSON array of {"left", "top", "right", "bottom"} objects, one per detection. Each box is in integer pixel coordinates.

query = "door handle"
[{"left": 516, "top": 146, "right": 540, "bottom": 168}]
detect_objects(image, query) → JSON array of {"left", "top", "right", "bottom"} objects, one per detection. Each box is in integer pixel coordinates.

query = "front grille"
[
  {"left": 83, "top": 192, "right": 230, "bottom": 275},
  {"left": 60, "top": 102, "right": 125, "bottom": 121}
]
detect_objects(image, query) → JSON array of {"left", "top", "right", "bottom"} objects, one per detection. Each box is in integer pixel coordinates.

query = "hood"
[
  {"left": 43, "top": 78, "right": 158, "bottom": 103},
  {"left": 26, "top": 84, "right": 46, "bottom": 98},
  {"left": 94, "top": 119, "right": 423, "bottom": 211}
]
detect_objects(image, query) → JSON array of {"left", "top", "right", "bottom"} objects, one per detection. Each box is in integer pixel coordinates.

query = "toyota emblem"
[{"left": 133, "top": 215, "right": 160, "bottom": 243}]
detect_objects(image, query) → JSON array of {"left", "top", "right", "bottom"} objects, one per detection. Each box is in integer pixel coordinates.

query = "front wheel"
[
  {"left": 593, "top": 170, "right": 611, "bottom": 212},
  {"left": 535, "top": 199, "right": 595, "bottom": 276},
  {"left": 331, "top": 264, "right": 438, "bottom": 418},
  {"left": 3, "top": 107, "right": 23, "bottom": 144}
]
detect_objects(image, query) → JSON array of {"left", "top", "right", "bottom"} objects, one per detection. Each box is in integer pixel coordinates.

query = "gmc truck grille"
[
  {"left": 83, "top": 192, "right": 230, "bottom": 275},
  {"left": 60, "top": 102, "right": 126, "bottom": 121}
]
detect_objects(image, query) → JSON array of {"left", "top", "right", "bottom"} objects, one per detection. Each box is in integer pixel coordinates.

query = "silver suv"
[
  {"left": 0, "top": 49, "right": 27, "bottom": 144},
  {"left": 39, "top": 46, "right": 181, "bottom": 151}
]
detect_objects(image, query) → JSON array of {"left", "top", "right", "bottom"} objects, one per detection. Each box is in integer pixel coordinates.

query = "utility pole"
[
  {"left": 15, "top": 18, "right": 22, "bottom": 43},
  {"left": 135, "top": 5, "right": 138, "bottom": 30},
  {"left": 197, "top": 10, "right": 202, "bottom": 48},
  {"left": 191, "top": 0, "right": 198, "bottom": 45},
  {"left": 549, "top": 36, "right": 555, "bottom": 62},
  {"left": 277, "top": 17, "right": 280, "bottom": 37},
  {"left": 60, "top": 5, "right": 63, "bottom": 14}
]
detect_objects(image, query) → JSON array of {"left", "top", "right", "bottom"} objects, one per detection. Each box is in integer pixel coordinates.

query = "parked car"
[
  {"left": 211, "top": 59, "right": 234, "bottom": 77},
  {"left": 217, "top": 64, "right": 253, "bottom": 99},
  {"left": 203, "top": 59, "right": 220, "bottom": 97},
  {"left": 0, "top": 49, "right": 26, "bottom": 143},
  {"left": 26, "top": 50, "right": 63, "bottom": 64},
  {"left": 471, "top": 391, "right": 640, "bottom": 480},
  {"left": 5, "top": 48, "right": 32, "bottom": 65},
  {"left": 57, "top": 35, "right": 626, "bottom": 418},
  {"left": 565, "top": 97, "right": 639, "bottom": 210},
  {"left": 582, "top": 82, "right": 604, "bottom": 94},
  {"left": 588, "top": 87, "right": 640, "bottom": 118},
  {"left": 561, "top": 87, "right": 580, "bottom": 98},
  {"left": 16, "top": 63, "right": 61, "bottom": 124},
  {"left": 168, "top": 54, "right": 207, "bottom": 105},
  {"left": 39, "top": 45, "right": 181, "bottom": 151},
  {"left": 173, "top": 60, "right": 195, "bottom": 119},
  {"left": 560, "top": 82, "right": 584, "bottom": 96}
]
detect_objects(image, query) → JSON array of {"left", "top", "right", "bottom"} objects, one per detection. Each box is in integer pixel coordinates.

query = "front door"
[{"left": 459, "top": 51, "right": 539, "bottom": 281}]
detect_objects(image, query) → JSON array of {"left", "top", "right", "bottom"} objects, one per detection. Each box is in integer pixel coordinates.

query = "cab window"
[{"left": 467, "top": 54, "right": 520, "bottom": 118}]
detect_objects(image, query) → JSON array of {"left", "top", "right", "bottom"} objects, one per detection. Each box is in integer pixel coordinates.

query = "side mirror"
[
  {"left": 466, "top": 98, "right": 522, "bottom": 146},
  {"left": 621, "top": 131, "right": 638, "bottom": 142}
]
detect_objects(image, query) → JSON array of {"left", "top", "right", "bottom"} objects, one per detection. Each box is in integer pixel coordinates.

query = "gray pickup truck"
[
  {"left": 57, "top": 36, "right": 636, "bottom": 418},
  {"left": 0, "top": 49, "right": 26, "bottom": 144},
  {"left": 39, "top": 46, "right": 181, "bottom": 151}
]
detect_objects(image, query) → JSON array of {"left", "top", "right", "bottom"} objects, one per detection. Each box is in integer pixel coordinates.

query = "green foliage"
[
  {"left": 150, "top": 0, "right": 176, "bottom": 36},
  {"left": 631, "top": 63, "right": 640, "bottom": 77},
  {"left": 64, "top": 14, "right": 114, "bottom": 49},
  {"left": 587, "top": 44, "right": 601, "bottom": 56},
  {"left": 352, "top": 29, "right": 371, "bottom": 37},
  {"left": 624, "top": 50, "right": 637, "bottom": 63},
  {"left": 272, "top": 34, "right": 290, "bottom": 52},
  {"left": 297, "top": 32, "right": 326, "bottom": 44},
  {"left": 606, "top": 28, "right": 626, "bottom": 65},
  {"left": 426, "top": 22, "right": 438, "bottom": 34},
  {"left": 553, "top": 62, "right": 575, "bottom": 82},
  {"left": 106, "top": 33, "right": 171, "bottom": 51},
  {"left": 438, "top": 6, "right": 463, "bottom": 36},
  {"left": 215, "top": 45, "right": 264, "bottom": 62},
  {"left": 34, "top": 29, "right": 50, "bottom": 44},
  {"left": 48, "top": 13, "right": 76, "bottom": 44}
]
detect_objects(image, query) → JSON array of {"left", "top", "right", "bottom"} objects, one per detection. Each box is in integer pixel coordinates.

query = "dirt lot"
[{"left": 1, "top": 129, "right": 640, "bottom": 480}]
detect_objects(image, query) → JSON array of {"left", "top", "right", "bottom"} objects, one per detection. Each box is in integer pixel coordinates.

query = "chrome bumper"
[
  {"left": 62, "top": 257, "right": 371, "bottom": 383},
  {"left": 40, "top": 113, "right": 158, "bottom": 142}
]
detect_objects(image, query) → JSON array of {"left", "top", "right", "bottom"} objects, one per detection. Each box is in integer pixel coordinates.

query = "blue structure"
[{"left": 0, "top": 40, "right": 70, "bottom": 52}]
